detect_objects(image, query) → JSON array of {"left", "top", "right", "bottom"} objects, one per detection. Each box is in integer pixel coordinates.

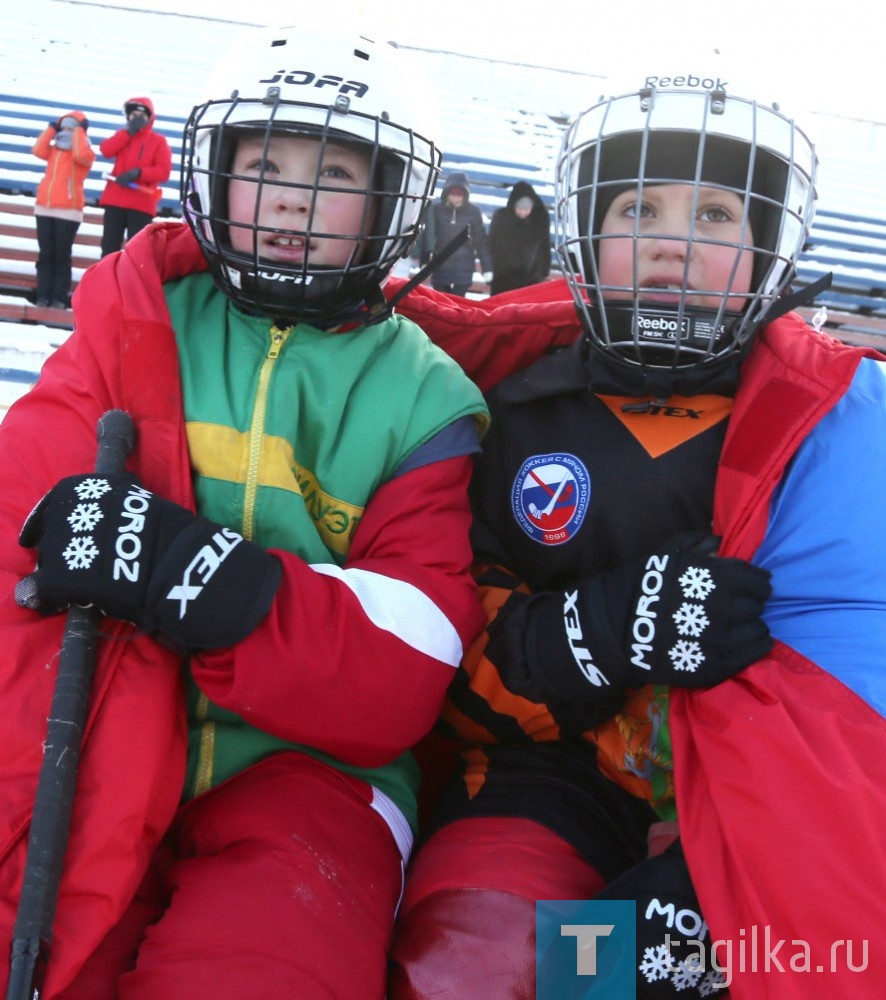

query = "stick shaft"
[{"left": 6, "top": 410, "right": 135, "bottom": 1000}]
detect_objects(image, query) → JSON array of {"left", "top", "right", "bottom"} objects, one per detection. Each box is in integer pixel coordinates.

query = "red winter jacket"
[
  {"left": 0, "top": 223, "right": 485, "bottom": 996},
  {"left": 385, "top": 275, "right": 580, "bottom": 392},
  {"left": 671, "top": 323, "right": 886, "bottom": 998},
  {"left": 99, "top": 96, "right": 172, "bottom": 216}
]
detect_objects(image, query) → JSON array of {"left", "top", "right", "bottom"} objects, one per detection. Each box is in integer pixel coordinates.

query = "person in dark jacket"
[
  {"left": 414, "top": 172, "right": 492, "bottom": 296},
  {"left": 488, "top": 181, "right": 551, "bottom": 295},
  {"left": 98, "top": 96, "right": 172, "bottom": 256}
]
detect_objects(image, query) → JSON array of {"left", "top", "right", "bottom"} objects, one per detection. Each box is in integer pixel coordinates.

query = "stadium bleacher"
[
  {"left": 0, "top": 78, "right": 566, "bottom": 322},
  {"left": 1, "top": 4, "right": 885, "bottom": 354}
]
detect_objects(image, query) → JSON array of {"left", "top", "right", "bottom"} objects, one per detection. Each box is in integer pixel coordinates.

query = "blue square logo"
[{"left": 537, "top": 899, "right": 636, "bottom": 998}]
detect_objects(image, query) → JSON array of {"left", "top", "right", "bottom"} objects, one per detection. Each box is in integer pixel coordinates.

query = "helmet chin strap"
[
  {"left": 758, "top": 272, "right": 832, "bottom": 324},
  {"left": 583, "top": 306, "right": 744, "bottom": 401},
  {"left": 267, "top": 228, "right": 473, "bottom": 328},
  {"left": 584, "top": 272, "right": 835, "bottom": 403}
]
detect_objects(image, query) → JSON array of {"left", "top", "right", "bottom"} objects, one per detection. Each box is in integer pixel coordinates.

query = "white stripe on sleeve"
[{"left": 309, "top": 563, "right": 464, "bottom": 667}]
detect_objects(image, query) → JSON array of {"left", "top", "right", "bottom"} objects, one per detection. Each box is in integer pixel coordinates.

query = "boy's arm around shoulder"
[{"left": 386, "top": 276, "right": 582, "bottom": 392}]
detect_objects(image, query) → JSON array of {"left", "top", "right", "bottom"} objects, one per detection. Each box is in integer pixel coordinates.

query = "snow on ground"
[{"left": 0, "top": 320, "right": 67, "bottom": 419}]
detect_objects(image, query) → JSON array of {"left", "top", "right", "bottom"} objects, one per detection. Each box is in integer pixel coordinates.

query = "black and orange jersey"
[{"left": 440, "top": 337, "right": 733, "bottom": 816}]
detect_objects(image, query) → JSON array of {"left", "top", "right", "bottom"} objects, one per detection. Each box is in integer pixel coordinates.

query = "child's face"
[
  {"left": 227, "top": 135, "right": 374, "bottom": 268},
  {"left": 598, "top": 183, "right": 754, "bottom": 311}
]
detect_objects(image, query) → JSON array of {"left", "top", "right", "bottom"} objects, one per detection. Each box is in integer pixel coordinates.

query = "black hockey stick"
[{"left": 6, "top": 409, "right": 136, "bottom": 1000}]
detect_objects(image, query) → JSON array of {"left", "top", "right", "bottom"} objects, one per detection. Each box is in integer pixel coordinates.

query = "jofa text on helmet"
[
  {"left": 250, "top": 268, "right": 314, "bottom": 286},
  {"left": 258, "top": 71, "right": 368, "bottom": 98},
  {"left": 644, "top": 75, "right": 728, "bottom": 91}
]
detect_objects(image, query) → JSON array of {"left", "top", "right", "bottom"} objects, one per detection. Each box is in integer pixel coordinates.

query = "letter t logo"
[
  {"left": 560, "top": 923, "right": 615, "bottom": 975},
  {"left": 536, "top": 898, "right": 635, "bottom": 996}
]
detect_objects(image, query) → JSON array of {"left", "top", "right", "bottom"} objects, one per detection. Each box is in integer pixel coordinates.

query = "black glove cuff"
[{"left": 150, "top": 520, "right": 281, "bottom": 650}]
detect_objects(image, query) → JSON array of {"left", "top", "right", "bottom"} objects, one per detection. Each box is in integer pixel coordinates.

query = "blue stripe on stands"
[
  {"left": 2, "top": 91, "right": 886, "bottom": 330},
  {"left": 0, "top": 368, "right": 39, "bottom": 384}
]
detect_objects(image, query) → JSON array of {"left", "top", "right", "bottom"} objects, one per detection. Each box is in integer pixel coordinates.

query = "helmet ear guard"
[
  {"left": 181, "top": 29, "right": 441, "bottom": 326},
  {"left": 555, "top": 80, "right": 818, "bottom": 377}
]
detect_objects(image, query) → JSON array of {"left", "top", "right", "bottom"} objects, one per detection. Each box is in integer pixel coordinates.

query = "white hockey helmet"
[
  {"left": 182, "top": 27, "right": 441, "bottom": 325},
  {"left": 555, "top": 71, "right": 818, "bottom": 377}
]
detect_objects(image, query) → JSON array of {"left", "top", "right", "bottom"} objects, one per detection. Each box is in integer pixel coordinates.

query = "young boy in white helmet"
[
  {"left": 0, "top": 28, "right": 487, "bottom": 999},
  {"left": 388, "top": 73, "right": 886, "bottom": 998}
]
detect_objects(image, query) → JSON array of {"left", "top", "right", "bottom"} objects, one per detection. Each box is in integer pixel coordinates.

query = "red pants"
[
  {"left": 388, "top": 816, "right": 606, "bottom": 1000},
  {"left": 60, "top": 753, "right": 403, "bottom": 999}
]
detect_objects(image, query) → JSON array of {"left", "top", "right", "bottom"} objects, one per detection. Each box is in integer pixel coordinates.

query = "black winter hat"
[{"left": 507, "top": 181, "right": 538, "bottom": 210}]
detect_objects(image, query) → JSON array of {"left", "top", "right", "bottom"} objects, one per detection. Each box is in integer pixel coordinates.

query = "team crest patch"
[{"left": 511, "top": 453, "right": 590, "bottom": 546}]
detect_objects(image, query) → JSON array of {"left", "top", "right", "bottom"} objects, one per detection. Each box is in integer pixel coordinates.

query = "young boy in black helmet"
[
  {"left": 0, "top": 27, "right": 487, "bottom": 999},
  {"left": 388, "top": 73, "right": 886, "bottom": 999}
]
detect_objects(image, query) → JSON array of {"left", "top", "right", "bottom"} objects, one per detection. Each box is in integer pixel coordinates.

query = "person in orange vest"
[{"left": 31, "top": 110, "right": 95, "bottom": 308}]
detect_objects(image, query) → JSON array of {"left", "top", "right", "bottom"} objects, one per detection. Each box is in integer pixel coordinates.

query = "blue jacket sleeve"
[{"left": 755, "top": 356, "right": 886, "bottom": 716}]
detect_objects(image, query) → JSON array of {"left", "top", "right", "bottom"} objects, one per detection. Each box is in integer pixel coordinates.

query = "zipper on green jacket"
[
  {"left": 191, "top": 323, "right": 291, "bottom": 797},
  {"left": 242, "top": 324, "right": 292, "bottom": 541},
  {"left": 193, "top": 692, "right": 215, "bottom": 797}
]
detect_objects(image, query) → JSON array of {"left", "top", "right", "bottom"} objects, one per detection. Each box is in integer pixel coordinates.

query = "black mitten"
[
  {"left": 594, "top": 840, "right": 725, "bottom": 996},
  {"left": 115, "top": 168, "right": 142, "bottom": 187},
  {"left": 526, "top": 531, "right": 772, "bottom": 701},
  {"left": 126, "top": 115, "right": 148, "bottom": 135},
  {"left": 17, "top": 473, "right": 281, "bottom": 651}
]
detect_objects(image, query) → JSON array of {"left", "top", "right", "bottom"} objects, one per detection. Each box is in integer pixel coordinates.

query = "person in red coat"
[{"left": 98, "top": 96, "right": 171, "bottom": 257}]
